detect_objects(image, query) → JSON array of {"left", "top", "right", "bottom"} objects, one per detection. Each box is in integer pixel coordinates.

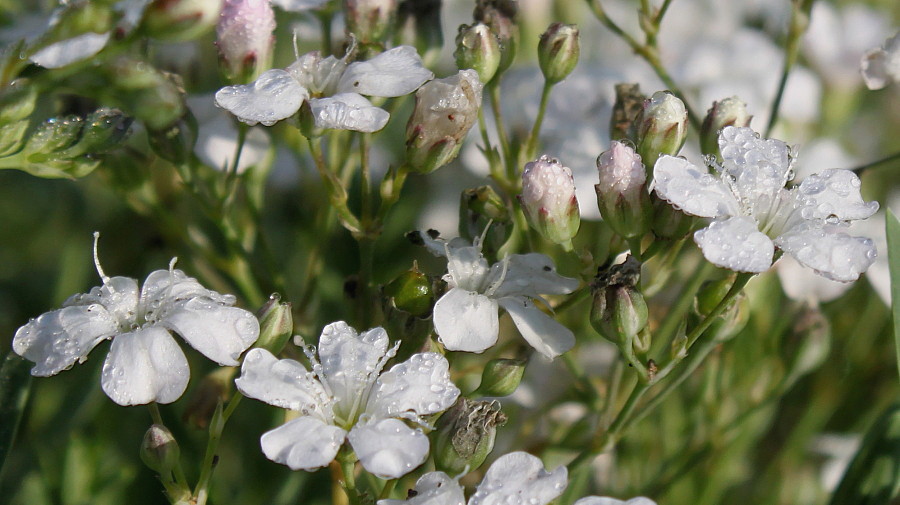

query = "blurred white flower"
[
  {"left": 215, "top": 45, "right": 433, "bottom": 130},
  {"left": 235, "top": 321, "right": 459, "bottom": 478},
  {"left": 188, "top": 94, "right": 271, "bottom": 173},
  {"left": 13, "top": 234, "right": 260, "bottom": 406},
  {"left": 654, "top": 126, "right": 878, "bottom": 281},
  {"left": 378, "top": 451, "right": 568, "bottom": 505},
  {"left": 415, "top": 232, "right": 578, "bottom": 358},
  {"left": 861, "top": 31, "right": 900, "bottom": 90}
]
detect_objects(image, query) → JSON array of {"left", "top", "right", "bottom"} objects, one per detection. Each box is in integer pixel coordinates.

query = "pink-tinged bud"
[
  {"left": 216, "top": 0, "right": 275, "bottom": 81},
  {"left": 474, "top": 0, "right": 518, "bottom": 78},
  {"left": 538, "top": 23, "right": 579, "bottom": 84},
  {"left": 700, "top": 96, "right": 752, "bottom": 157},
  {"left": 344, "top": 0, "right": 398, "bottom": 44},
  {"left": 519, "top": 155, "right": 580, "bottom": 249},
  {"left": 633, "top": 91, "right": 688, "bottom": 168},
  {"left": 455, "top": 23, "right": 501, "bottom": 84},
  {"left": 142, "top": 0, "right": 223, "bottom": 42},
  {"left": 595, "top": 141, "right": 651, "bottom": 239},
  {"left": 406, "top": 70, "right": 483, "bottom": 173}
]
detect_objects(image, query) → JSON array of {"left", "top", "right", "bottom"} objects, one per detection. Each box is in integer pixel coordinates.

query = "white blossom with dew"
[
  {"left": 12, "top": 233, "right": 260, "bottom": 406},
  {"left": 378, "top": 451, "right": 567, "bottom": 505},
  {"left": 235, "top": 321, "right": 459, "bottom": 478},
  {"left": 653, "top": 126, "right": 878, "bottom": 282},
  {"left": 415, "top": 231, "right": 579, "bottom": 358},
  {"left": 214, "top": 45, "right": 433, "bottom": 130}
]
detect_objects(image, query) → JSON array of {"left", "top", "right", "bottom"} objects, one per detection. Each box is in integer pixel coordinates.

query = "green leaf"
[
  {"left": 829, "top": 403, "right": 900, "bottom": 505},
  {"left": 0, "top": 351, "right": 33, "bottom": 477},
  {"left": 888, "top": 209, "right": 900, "bottom": 383}
]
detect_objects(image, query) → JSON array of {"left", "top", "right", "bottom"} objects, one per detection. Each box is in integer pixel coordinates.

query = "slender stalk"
[
  {"left": 851, "top": 150, "right": 900, "bottom": 174},
  {"left": 378, "top": 479, "right": 397, "bottom": 500},
  {"left": 193, "top": 395, "right": 244, "bottom": 505},
  {"left": 488, "top": 82, "right": 514, "bottom": 180},
  {"left": 148, "top": 403, "right": 165, "bottom": 425},
  {"left": 651, "top": 260, "right": 716, "bottom": 355},
  {"left": 524, "top": 81, "right": 554, "bottom": 159},
  {"left": 765, "top": 2, "right": 809, "bottom": 136},
  {"left": 340, "top": 457, "right": 360, "bottom": 505},
  {"left": 308, "top": 137, "right": 362, "bottom": 234}
]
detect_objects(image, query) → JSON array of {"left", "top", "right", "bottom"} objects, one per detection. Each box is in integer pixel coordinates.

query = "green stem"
[
  {"left": 340, "top": 457, "right": 360, "bottom": 505},
  {"left": 524, "top": 81, "right": 554, "bottom": 159},
  {"left": 193, "top": 395, "right": 243, "bottom": 505},
  {"left": 148, "top": 403, "right": 164, "bottom": 425},
  {"left": 488, "top": 82, "right": 514, "bottom": 181},
  {"left": 851, "top": 150, "right": 900, "bottom": 174},
  {"left": 308, "top": 137, "right": 362, "bottom": 235},
  {"left": 378, "top": 479, "right": 397, "bottom": 500},
  {"left": 651, "top": 259, "right": 716, "bottom": 356},
  {"left": 765, "top": 2, "right": 809, "bottom": 136}
]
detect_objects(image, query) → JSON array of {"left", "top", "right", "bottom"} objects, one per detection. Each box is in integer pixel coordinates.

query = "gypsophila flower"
[
  {"left": 214, "top": 45, "right": 433, "bottom": 130},
  {"left": 653, "top": 126, "right": 878, "bottom": 281},
  {"left": 235, "top": 321, "right": 459, "bottom": 478},
  {"left": 861, "top": 31, "right": 900, "bottom": 90},
  {"left": 379, "top": 451, "right": 568, "bottom": 505},
  {"left": 12, "top": 234, "right": 260, "bottom": 406},
  {"left": 415, "top": 231, "right": 578, "bottom": 358}
]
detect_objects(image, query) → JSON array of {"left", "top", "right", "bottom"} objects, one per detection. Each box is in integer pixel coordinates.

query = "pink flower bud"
[
  {"left": 142, "top": 0, "right": 223, "bottom": 42},
  {"left": 216, "top": 0, "right": 275, "bottom": 80},
  {"left": 633, "top": 91, "right": 687, "bottom": 167},
  {"left": 700, "top": 96, "right": 751, "bottom": 156},
  {"left": 519, "top": 155, "right": 580, "bottom": 249},
  {"left": 596, "top": 141, "right": 651, "bottom": 239}
]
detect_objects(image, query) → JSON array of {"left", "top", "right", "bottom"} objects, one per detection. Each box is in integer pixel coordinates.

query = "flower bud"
[
  {"left": 140, "top": 424, "right": 181, "bottom": 475},
  {"left": 455, "top": 23, "right": 501, "bottom": 83},
  {"left": 345, "top": 0, "right": 398, "bottom": 45},
  {"left": 54, "top": 108, "right": 133, "bottom": 159},
  {"left": 147, "top": 109, "right": 199, "bottom": 165},
  {"left": 216, "top": 0, "right": 275, "bottom": 81},
  {"left": 632, "top": 91, "right": 688, "bottom": 168},
  {"left": 406, "top": 69, "right": 483, "bottom": 173},
  {"left": 595, "top": 141, "right": 651, "bottom": 239},
  {"left": 691, "top": 286, "right": 748, "bottom": 343},
  {"left": 384, "top": 265, "right": 434, "bottom": 317},
  {"left": 700, "top": 96, "right": 751, "bottom": 157},
  {"left": 650, "top": 192, "right": 696, "bottom": 240},
  {"left": 182, "top": 367, "right": 234, "bottom": 429},
  {"left": 459, "top": 186, "right": 511, "bottom": 257},
  {"left": 142, "top": 0, "right": 223, "bottom": 41},
  {"left": 255, "top": 294, "right": 293, "bottom": 352},
  {"left": 590, "top": 256, "right": 648, "bottom": 347},
  {"left": 474, "top": 0, "right": 518, "bottom": 78},
  {"left": 519, "top": 155, "right": 580, "bottom": 249},
  {"left": 695, "top": 278, "right": 731, "bottom": 316},
  {"left": 538, "top": 23, "right": 579, "bottom": 84},
  {"left": 609, "top": 83, "right": 645, "bottom": 142},
  {"left": 431, "top": 398, "right": 507, "bottom": 475},
  {"left": 474, "top": 358, "right": 526, "bottom": 397}
]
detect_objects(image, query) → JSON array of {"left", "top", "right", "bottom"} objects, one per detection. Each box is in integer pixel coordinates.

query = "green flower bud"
[
  {"left": 147, "top": 109, "right": 199, "bottom": 165},
  {"left": 255, "top": 294, "right": 293, "bottom": 353},
  {"left": 519, "top": 155, "right": 580, "bottom": 249},
  {"left": 182, "top": 368, "right": 234, "bottom": 429},
  {"left": 590, "top": 256, "right": 648, "bottom": 346},
  {"left": 142, "top": 0, "right": 223, "bottom": 42},
  {"left": 455, "top": 23, "right": 501, "bottom": 83},
  {"left": 609, "top": 83, "right": 645, "bottom": 142},
  {"left": 103, "top": 58, "right": 185, "bottom": 130},
  {"left": 650, "top": 192, "right": 697, "bottom": 240},
  {"left": 406, "top": 70, "right": 483, "bottom": 173},
  {"left": 538, "top": 23, "right": 579, "bottom": 84},
  {"left": 385, "top": 265, "right": 434, "bottom": 317},
  {"left": 0, "top": 80, "right": 37, "bottom": 124},
  {"left": 140, "top": 424, "right": 181, "bottom": 475},
  {"left": 345, "top": 0, "right": 398, "bottom": 44},
  {"left": 700, "top": 96, "right": 752, "bottom": 157},
  {"left": 595, "top": 141, "right": 651, "bottom": 239},
  {"left": 632, "top": 91, "right": 688, "bottom": 168},
  {"left": 53, "top": 109, "right": 133, "bottom": 159},
  {"left": 695, "top": 278, "right": 732, "bottom": 316},
  {"left": 459, "top": 186, "right": 512, "bottom": 257},
  {"left": 691, "top": 284, "right": 748, "bottom": 343},
  {"left": 474, "top": 358, "right": 525, "bottom": 397},
  {"left": 474, "top": 0, "right": 518, "bottom": 78},
  {"left": 431, "top": 398, "right": 507, "bottom": 475}
]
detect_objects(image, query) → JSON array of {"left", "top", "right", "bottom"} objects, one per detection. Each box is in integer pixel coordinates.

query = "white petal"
[
  {"left": 776, "top": 223, "right": 877, "bottom": 282},
  {"left": 575, "top": 498, "right": 657, "bottom": 505},
  {"left": 141, "top": 269, "right": 234, "bottom": 308},
  {"left": 694, "top": 217, "right": 774, "bottom": 273},
  {"left": 309, "top": 94, "right": 390, "bottom": 132},
  {"left": 470, "top": 452, "right": 568, "bottom": 505},
  {"left": 63, "top": 277, "right": 140, "bottom": 324},
  {"left": 652, "top": 155, "right": 738, "bottom": 219},
  {"left": 776, "top": 255, "right": 852, "bottom": 303},
  {"left": 433, "top": 288, "right": 499, "bottom": 353},
  {"left": 214, "top": 69, "right": 308, "bottom": 126},
  {"left": 446, "top": 243, "right": 492, "bottom": 292},
  {"left": 717, "top": 126, "right": 792, "bottom": 196},
  {"left": 31, "top": 32, "right": 110, "bottom": 68},
  {"left": 348, "top": 418, "right": 429, "bottom": 479},
  {"left": 337, "top": 46, "right": 434, "bottom": 97},
  {"left": 161, "top": 298, "right": 259, "bottom": 366},
  {"left": 235, "top": 348, "right": 330, "bottom": 419},
  {"left": 287, "top": 52, "right": 346, "bottom": 95},
  {"left": 490, "top": 253, "right": 579, "bottom": 298},
  {"left": 100, "top": 326, "right": 189, "bottom": 405},
  {"left": 367, "top": 353, "right": 459, "bottom": 419},
  {"left": 379, "top": 472, "right": 465, "bottom": 505},
  {"left": 318, "top": 322, "right": 389, "bottom": 410},
  {"left": 498, "top": 297, "right": 574, "bottom": 359},
  {"left": 797, "top": 169, "right": 879, "bottom": 221},
  {"left": 13, "top": 305, "right": 118, "bottom": 376},
  {"left": 260, "top": 416, "right": 346, "bottom": 471}
]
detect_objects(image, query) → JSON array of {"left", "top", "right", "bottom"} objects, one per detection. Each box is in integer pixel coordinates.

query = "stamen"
[
  {"left": 92, "top": 232, "right": 111, "bottom": 286},
  {"left": 291, "top": 30, "right": 300, "bottom": 60},
  {"left": 475, "top": 219, "right": 494, "bottom": 250},
  {"left": 485, "top": 254, "right": 510, "bottom": 297}
]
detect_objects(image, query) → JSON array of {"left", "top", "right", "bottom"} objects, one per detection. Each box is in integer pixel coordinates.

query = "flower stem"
[
  {"left": 193, "top": 394, "right": 244, "bottom": 505},
  {"left": 851, "top": 150, "right": 900, "bottom": 174},
  {"left": 308, "top": 137, "right": 362, "bottom": 235},
  {"left": 524, "top": 81, "right": 554, "bottom": 160},
  {"left": 488, "top": 82, "right": 515, "bottom": 182},
  {"left": 765, "top": 1, "right": 810, "bottom": 137}
]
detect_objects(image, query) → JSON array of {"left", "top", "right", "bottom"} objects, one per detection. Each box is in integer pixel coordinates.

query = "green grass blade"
[
  {"left": 0, "top": 351, "right": 32, "bottom": 477},
  {"left": 887, "top": 209, "right": 900, "bottom": 383},
  {"left": 828, "top": 403, "right": 900, "bottom": 505}
]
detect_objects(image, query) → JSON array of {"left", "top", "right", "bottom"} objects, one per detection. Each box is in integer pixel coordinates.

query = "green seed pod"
[
  {"left": 255, "top": 294, "right": 293, "bottom": 353},
  {"left": 537, "top": 23, "right": 580, "bottom": 84},
  {"left": 384, "top": 265, "right": 434, "bottom": 317},
  {"left": 590, "top": 256, "right": 648, "bottom": 347},
  {"left": 431, "top": 398, "right": 507, "bottom": 475},
  {"left": 455, "top": 23, "right": 501, "bottom": 83},
  {"left": 140, "top": 424, "right": 181, "bottom": 475},
  {"left": 475, "top": 358, "right": 526, "bottom": 397},
  {"left": 632, "top": 91, "right": 688, "bottom": 169}
]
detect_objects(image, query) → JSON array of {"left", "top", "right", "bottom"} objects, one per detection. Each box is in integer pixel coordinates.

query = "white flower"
[
  {"left": 379, "top": 451, "right": 568, "bottom": 505},
  {"left": 416, "top": 232, "right": 579, "bottom": 358},
  {"left": 653, "top": 126, "right": 878, "bottom": 282},
  {"left": 861, "top": 31, "right": 900, "bottom": 90},
  {"left": 235, "top": 321, "right": 459, "bottom": 478},
  {"left": 214, "top": 45, "right": 434, "bottom": 130},
  {"left": 12, "top": 235, "right": 260, "bottom": 406}
]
